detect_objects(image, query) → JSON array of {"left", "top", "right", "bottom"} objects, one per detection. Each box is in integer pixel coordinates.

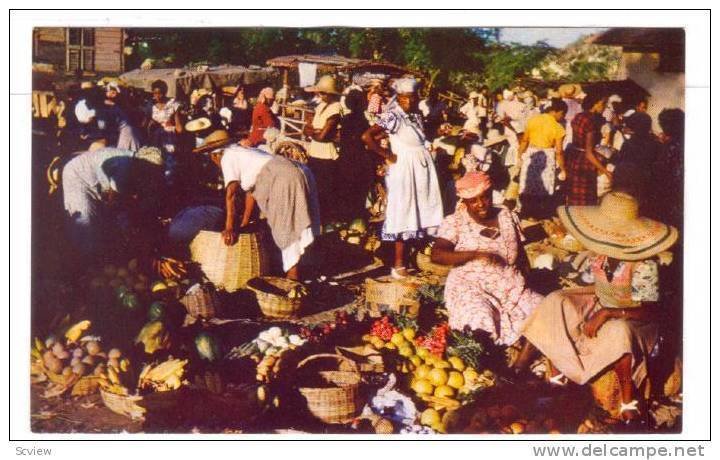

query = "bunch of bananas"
[
  {"left": 135, "top": 320, "right": 171, "bottom": 354},
  {"left": 287, "top": 284, "right": 309, "bottom": 300},
  {"left": 138, "top": 358, "right": 188, "bottom": 392}
]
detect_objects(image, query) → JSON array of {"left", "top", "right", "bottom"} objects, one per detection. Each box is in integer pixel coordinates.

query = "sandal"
[
  {"left": 619, "top": 400, "right": 640, "bottom": 421},
  {"left": 548, "top": 373, "right": 568, "bottom": 387}
]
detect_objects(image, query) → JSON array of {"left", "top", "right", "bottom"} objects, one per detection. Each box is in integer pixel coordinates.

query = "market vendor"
[
  {"left": 197, "top": 129, "right": 320, "bottom": 281},
  {"left": 302, "top": 75, "right": 343, "bottom": 224},
  {"left": 430, "top": 171, "right": 543, "bottom": 346},
  {"left": 362, "top": 78, "right": 444, "bottom": 279},
  {"left": 61, "top": 145, "right": 185, "bottom": 278},
  {"left": 248, "top": 87, "right": 279, "bottom": 147},
  {"left": 514, "top": 191, "right": 678, "bottom": 426}
]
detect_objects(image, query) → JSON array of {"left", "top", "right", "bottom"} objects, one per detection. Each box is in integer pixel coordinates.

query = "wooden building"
[
  {"left": 591, "top": 28, "right": 685, "bottom": 128},
  {"left": 33, "top": 27, "right": 125, "bottom": 75}
]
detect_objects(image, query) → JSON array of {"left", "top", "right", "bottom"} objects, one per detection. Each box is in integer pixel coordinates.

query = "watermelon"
[
  {"left": 147, "top": 301, "right": 166, "bottom": 321},
  {"left": 121, "top": 292, "right": 141, "bottom": 310},
  {"left": 195, "top": 332, "right": 220, "bottom": 362},
  {"left": 349, "top": 218, "right": 368, "bottom": 234}
]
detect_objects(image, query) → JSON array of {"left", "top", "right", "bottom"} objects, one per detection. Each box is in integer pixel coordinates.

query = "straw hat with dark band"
[
  {"left": 193, "top": 129, "right": 236, "bottom": 154},
  {"left": 557, "top": 192, "right": 678, "bottom": 261}
]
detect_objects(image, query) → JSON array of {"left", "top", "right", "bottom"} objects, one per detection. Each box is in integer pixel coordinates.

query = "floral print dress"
[{"left": 437, "top": 206, "right": 543, "bottom": 345}]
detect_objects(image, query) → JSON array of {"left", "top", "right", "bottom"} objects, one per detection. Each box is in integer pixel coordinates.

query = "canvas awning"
[{"left": 119, "top": 65, "right": 278, "bottom": 98}]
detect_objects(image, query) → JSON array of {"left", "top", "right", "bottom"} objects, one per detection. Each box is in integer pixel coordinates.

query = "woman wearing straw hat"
[
  {"left": 196, "top": 129, "right": 320, "bottom": 281},
  {"left": 513, "top": 192, "right": 678, "bottom": 425},
  {"left": 362, "top": 78, "right": 444, "bottom": 279},
  {"left": 303, "top": 75, "right": 343, "bottom": 224},
  {"left": 431, "top": 172, "right": 543, "bottom": 346}
]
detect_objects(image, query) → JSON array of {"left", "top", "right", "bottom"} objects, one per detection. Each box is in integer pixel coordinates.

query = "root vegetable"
[
  {"left": 51, "top": 342, "right": 65, "bottom": 355},
  {"left": 86, "top": 341, "right": 101, "bottom": 356},
  {"left": 46, "top": 356, "right": 63, "bottom": 374},
  {"left": 72, "top": 363, "right": 87, "bottom": 376},
  {"left": 72, "top": 348, "right": 84, "bottom": 359},
  {"left": 108, "top": 348, "right": 122, "bottom": 360},
  {"left": 81, "top": 355, "right": 95, "bottom": 366},
  {"left": 42, "top": 350, "right": 55, "bottom": 364},
  {"left": 62, "top": 366, "right": 74, "bottom": 377},
  {"left": 54, "top": 350, "right": 70, "bottom": 360},
  {"left": 70, "top": 357, "right": 82, "bottom": 367}
]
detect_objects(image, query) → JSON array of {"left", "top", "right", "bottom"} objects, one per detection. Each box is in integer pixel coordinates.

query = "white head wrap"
[
  {"left": 392, "top": 78, "right": 419, "bottom": 95},
  {"left": 75, "top": 99, "right": 96, "bottom": 124},
  {"left": 502, "top": 89, "right": 515, "bottom": 101}
]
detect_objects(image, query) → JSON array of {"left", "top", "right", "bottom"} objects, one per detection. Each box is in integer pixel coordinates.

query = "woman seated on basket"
[
  {"left": 512, "top": 191, "right": 678, "bottom": 426},
  {"left": 196, "top": 129, "right": 320, "bottom": 281},
  {"left": 430, "top": 171, "right": 543, "bottom": 347}
]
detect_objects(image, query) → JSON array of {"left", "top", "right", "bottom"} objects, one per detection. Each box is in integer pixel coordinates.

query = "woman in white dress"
[{"left": 362, "top": 78, "right": 444, "bottom": 278}]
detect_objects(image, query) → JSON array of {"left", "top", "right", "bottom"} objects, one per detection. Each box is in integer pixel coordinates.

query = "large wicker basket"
[
  {"left": 247, "top": 276, "right": 304, "bottom": 319},
  {"left": 364, "top": 276, "right": 421, "bottom": 318},
  {"left": 189, "top": 230, "right": 269, "bottom": 292},
  {"left": 416, "top": 252, "right": 451, "bottom": 277},
  {"left": 297, "top": 354, "right": 361, "bottom": 424},
  {"left": 179, "top": 283, "right": 221, "bottom": 319}
]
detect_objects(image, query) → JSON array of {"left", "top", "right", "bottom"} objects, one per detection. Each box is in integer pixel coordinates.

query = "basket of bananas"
[
  {"left": 247, "top": 276, "right": 308, "bottom": 319},
  {"left": 99, "top": 358, "right": 189, "bottom": 421}
]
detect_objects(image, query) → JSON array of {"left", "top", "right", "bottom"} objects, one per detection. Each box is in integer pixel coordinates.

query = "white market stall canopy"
[{"left": 119, "top": 65, "right": 278, "bottom": 98}]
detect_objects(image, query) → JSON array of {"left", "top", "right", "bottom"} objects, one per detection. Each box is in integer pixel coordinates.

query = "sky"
[{"left": 499, "top": 27, "right": 607, "bottom": 48}]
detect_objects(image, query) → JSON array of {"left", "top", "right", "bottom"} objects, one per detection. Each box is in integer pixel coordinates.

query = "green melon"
[{"left": 147, "top": 301, "right": 166, "bottom": 321}]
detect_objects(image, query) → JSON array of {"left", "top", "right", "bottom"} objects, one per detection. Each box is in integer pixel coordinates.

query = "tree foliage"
[{"left": 125, "top": 28, "right": 611, "bottom": 95}]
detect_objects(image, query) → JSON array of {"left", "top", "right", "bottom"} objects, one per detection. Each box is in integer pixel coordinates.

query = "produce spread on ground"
[{"left": 30, "top": 217, "right": 682, "bottom": 435}]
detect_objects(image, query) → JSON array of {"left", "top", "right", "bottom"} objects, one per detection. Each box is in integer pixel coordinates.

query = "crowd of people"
[{"left": 52, "top": 71, "right": 684, "bottom": 426}]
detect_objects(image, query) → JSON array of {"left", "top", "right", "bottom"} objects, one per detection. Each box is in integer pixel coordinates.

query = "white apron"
[{"left": 382, "top": 110, "right": 443, "bottom": 239}]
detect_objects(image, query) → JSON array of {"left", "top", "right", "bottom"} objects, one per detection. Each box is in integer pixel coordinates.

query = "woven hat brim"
[
  {"left": 557, "top": 205, "right": 678, "bottom": 261},
  {"left": 185, "top": 118, "right": 212, "bottom": 133},
  {"left": 483, "top": 136, "right": 507, "bottom": 147},
  {"left": 192, "top": 137, "right": 236, "bottom": 154},
  {"left": 304, "top": 86, "right": 340, "bottom": 95}
]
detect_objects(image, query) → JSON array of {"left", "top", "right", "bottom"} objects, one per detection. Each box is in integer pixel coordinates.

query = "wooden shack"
[{"left": 33, "top": 27, "right": 125, "bottom": 75}]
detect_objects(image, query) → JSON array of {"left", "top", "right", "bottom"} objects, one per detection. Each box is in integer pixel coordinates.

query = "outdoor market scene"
[{"left": 30, "top": 26, "right": 685, "bottom": 435}]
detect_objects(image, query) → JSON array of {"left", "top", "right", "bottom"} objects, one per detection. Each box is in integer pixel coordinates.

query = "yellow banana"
[
  {"left": 65, "top": 320, "right": 91, "bottom": 343},
  {"left": 144, "top": 359, "right": 187, "bottom": 382},
  {"left": 107, "top": 366, "right": 121, "bottom": 385}
]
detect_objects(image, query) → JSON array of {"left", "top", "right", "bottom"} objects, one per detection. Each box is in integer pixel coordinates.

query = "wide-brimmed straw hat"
[
  {"left": 557, "top": 191, "right": 678, "bottom": 261},
  {"left": 483, "top": 129, "right": 507, "bottom": 147},
  {"left": 185, "top": 117, "right": 212, "bottom": 133},
  {"left": 193, "top": 129, "right": 235, "bottom": 154},
  {"left": 305, "top": 75, "right": 340, "bottom": 95}
]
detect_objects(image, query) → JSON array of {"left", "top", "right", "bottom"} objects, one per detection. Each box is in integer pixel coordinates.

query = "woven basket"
[
  {"left": 297, "top": 354, "right": 361, "bottom": 424},
  {"left": 247, "top": 276, "right": 304, "bottom": 319},
  {"left": 99, "top": 388, "right": 146, "bottom": 420},
  {"left": 364, "top": 276, "right": 421, "bottom": 318},
  {"left": 189, "top": 230, "right": 269, "bottom": 293},
  {"left": 179, "top": 283, "right": 221, "bottom": 319},
  {"left": 335, "top": 345, "right": 385, "bottom": 373},
  {"left": 416, "top": 252, "right": 451, "bottom": 277}
]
